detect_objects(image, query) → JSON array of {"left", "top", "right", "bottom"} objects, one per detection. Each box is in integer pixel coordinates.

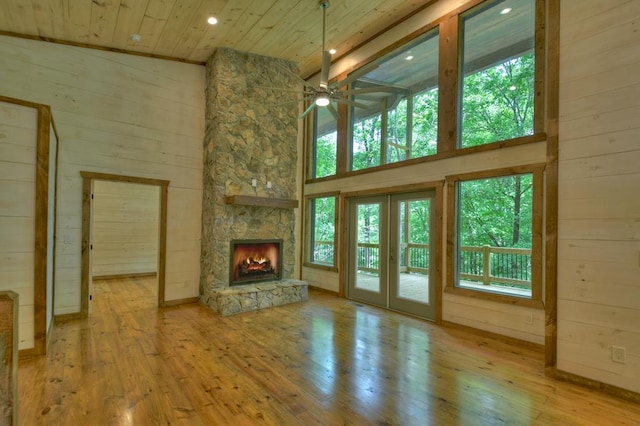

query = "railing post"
[{"left": 483, "top": 245, "right": 491, "bottom": 285}]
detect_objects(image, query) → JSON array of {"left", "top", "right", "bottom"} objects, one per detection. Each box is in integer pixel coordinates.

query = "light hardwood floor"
[{"left": 19, "top": 277, "right": 640, "bottom": 425}]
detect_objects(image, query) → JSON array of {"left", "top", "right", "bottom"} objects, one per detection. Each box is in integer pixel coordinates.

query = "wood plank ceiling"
[{"left": 0, "top": 0, "right": 432, "bottom": 78}]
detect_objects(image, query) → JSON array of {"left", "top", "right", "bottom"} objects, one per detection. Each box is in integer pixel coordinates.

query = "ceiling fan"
[{"left": 278, "top": 0, "right": 395, "bottom": 120}]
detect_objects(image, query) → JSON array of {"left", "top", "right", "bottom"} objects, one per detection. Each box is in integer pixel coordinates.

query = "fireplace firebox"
[{"left": 229, "top": 239, "right": 283, "bottom": 285}]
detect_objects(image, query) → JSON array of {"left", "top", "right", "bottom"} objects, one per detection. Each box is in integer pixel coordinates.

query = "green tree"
[
  {"left": 315, "top": 132, "right": 337, "bottom": 178},
  {"left": 461, "top": 53, "right": 535, "bottom": 147},
  {"left": 459, "top": 174, "right": 533, "bottom": 248},
  {"left": 352, "top": 115, "right": 382, "bottom": 170}
]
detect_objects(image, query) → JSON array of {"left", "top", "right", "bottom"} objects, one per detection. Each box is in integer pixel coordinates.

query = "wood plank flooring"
[{"left": 18, "top": 277, "right": 640, "bottom": 425}]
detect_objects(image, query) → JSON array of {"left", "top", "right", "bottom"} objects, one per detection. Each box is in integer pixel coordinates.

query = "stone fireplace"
[{"left": 199, "top": 48, "right": 307, "bottom": 315}]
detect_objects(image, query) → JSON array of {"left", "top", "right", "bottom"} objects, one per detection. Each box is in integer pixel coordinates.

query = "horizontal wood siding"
[
  {"left": 557, "top": 0, "right": 640, "bottom": 393},
  {"left": 92, "top": 180, "right": 159, "bottom": 277},
  {"left": 0, "top": 35, "right": 205, "bottom": 314},
  {"left": 0, "top": 101, "right": 37, "bottom": 350}
]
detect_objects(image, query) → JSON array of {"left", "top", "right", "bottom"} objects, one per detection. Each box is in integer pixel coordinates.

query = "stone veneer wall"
[{"left": 200, "top": 48, "right": 300, "bottom": 308}]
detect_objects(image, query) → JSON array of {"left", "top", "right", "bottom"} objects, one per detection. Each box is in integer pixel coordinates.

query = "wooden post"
[
  {"left": 0, "top": 291, "right": 18, "bottom": 425},
  {"left": 482, "top": 245, "right": 491, "bottom": 285}
]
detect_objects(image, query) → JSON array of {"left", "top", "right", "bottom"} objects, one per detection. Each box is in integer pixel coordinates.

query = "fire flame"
[{"left": 245, "top": 256, "right": 267, "bottom": 264}]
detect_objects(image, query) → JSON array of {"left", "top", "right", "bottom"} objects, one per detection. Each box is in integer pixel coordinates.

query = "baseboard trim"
[
  {"left": 54, "top": 312, "right": 82, "bottom": 323},
  {"left": 18, "top": 347, "right": 36, "bottom": 358},
  {"left": 163, "top": 297, "right": 199, "bottom": 307},
  {"left": 551, "top": 368, "right": 640, "bottom": 404},
  {"left": 93, "top": 272, "right": 157, "bottom": 281},
  {"left": 308, "top": 285, "right": 339, "bottom": 296},
  {"left": 441, "top": 320, "right": 544, "bottom": 352}
]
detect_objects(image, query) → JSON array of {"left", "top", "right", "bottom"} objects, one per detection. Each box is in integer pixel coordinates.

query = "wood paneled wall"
[
  {"left": 0, "top": 35, "right": 205, "bottom": 315},
  {"left": 92, "top": 180, "right": 159, "bottom": 277},
  {"left": 557, "top": 0, "right": 640, "bottom": 393},
  {"left": 0, "top": 101, "right": 37, "bottom": 350}
]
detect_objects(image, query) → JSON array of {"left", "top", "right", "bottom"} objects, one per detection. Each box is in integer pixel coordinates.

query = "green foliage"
[
  {"left": 411, "top": 88, "right": 439, "bottom": 158},
  {"left": 310, "top": 52, "right": 536, "bottom": 271},
  {"left": 310, "top": 196, "right": 336, "bottom": 264},
  {"left": 461, "top": 53, "right": 535, "bottom": 147},
  {"left": 352, "top": 115, "right": 382, "bottom": 170},
  {"left": 315, "top": 132, "right": 337, "bottom": 178},
  {"left": 458, "top": 174, "right": 533, "bottom": 248}
]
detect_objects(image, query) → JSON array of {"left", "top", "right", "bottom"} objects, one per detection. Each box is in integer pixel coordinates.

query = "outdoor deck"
[{"left": 354, "top": 272, "right": 530, "bottom": 301}]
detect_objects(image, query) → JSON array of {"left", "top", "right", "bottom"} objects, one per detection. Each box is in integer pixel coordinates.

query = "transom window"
[
  {"left": 313, "top": 106, "right": 337, "bottom": 178},
  {"left": 460, "top": 0, "right": 536, "bottom": 148},
  {"left": 308, "top": 0, "right": 540, "bottom": 179},
  {"left": 349, "top": 30, "right": 439, "bottom": 171}
]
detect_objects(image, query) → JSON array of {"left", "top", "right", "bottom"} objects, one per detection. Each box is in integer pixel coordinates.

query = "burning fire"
[{"left": 244, "top": 256, "right": 267, "bottom": 265}]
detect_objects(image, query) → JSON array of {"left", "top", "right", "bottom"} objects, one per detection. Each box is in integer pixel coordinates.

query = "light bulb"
[{"left": 315, "top": 94, "right": 330, "bottom": 107}]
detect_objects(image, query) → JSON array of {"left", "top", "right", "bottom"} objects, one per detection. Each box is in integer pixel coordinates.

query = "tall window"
[
  {"left": 447, "top": 166, "right": 543, "bottom": 304},
  {"left": 460, "top": 0, "right": 536, "bottom": 148},
  {"left": 307, "top": 195, "right": 337, "bottom": 267},
  {"left": 313, "top": 106, "right": 337, "bottom": 178},
  {"left": 350, "top": 30, "right": 439, "bottom": 171}
]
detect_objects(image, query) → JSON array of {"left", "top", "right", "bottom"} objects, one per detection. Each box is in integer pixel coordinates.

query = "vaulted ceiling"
[{"left": 0, "top": 0, "right": 433, "bottom": 77}]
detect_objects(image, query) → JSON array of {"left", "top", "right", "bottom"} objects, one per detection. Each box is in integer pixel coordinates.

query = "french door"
[{"left": 347, "top": 191, "right": 436, "bottom": 320}]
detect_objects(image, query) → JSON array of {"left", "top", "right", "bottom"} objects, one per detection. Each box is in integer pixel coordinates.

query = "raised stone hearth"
[{"left": 209, "top": 279, "right": 308, "bottom": 316}]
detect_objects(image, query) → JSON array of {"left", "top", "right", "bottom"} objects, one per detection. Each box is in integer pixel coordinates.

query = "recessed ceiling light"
[
  {"left": 207, "top": 16, "right": 218, "bottom": 25},
  {"left": 500, "top": 7, "right": 512, "bottom": 15},
  {"left": 405, "top": 55, "right": 414, "bottom": 61},
  {"left": 329, "top": 49, "right": 336, "bottom": 55}
]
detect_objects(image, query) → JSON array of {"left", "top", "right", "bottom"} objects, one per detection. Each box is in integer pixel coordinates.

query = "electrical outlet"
[
  {"left": 251, "top": 178, "right": 257, "bottom": 187},
  {"left": 267, "top": 181, "right": 272, "bottom": 189},
  {"left": 612, "top": 345, "right": 626, "bottom": 364}
]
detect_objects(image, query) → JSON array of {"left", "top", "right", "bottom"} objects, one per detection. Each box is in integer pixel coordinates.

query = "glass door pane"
[
  {"left": 389, "top": 192, "right": 435, "bottom": 320},
  {"left": 347, "top": 196, "right": 387, "bottom": 307}
]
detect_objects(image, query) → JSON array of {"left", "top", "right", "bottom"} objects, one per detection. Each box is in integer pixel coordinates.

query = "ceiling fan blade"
[
  {"left": 253, "top": 85, "right": 315, "bottom": 95},
  {"left": 299, "top": 103, "right": 317, "bottom": 119},
  {"left": 275, "top": 63, "right": 318, "bottom": 91},
  {"left": 327, "top": 103, "right": 339, "bottom": 120},
  {"left": 334, "top": 98, "right": 372, "bottom": 110},
  {"left": 340, "top": 86, "right": 398, "bottom": 96},
  {"left": 320, "top": 51, "right": 331, "bottom": 89}
]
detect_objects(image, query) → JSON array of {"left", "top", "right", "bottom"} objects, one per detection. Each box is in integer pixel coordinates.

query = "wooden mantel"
[{"left": 224, "top": 195, "right": 298, "bottom": 209}]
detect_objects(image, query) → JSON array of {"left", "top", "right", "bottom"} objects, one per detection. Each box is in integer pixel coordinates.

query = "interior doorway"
[
  {"left": 347, "top": 190, "right": 438, "bottom": 320},
  {"left": 80, "top": 172, "right": 169, "bottom": 317}
]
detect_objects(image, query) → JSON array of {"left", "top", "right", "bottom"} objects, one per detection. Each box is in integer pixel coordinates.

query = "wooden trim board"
[{"left": 80, "top": 172, "right": 170, "bottom": 315}]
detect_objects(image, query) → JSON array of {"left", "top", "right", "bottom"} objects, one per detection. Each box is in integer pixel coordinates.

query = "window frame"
[
  {"left": 305, "top": 0, "right": 546, "bottom": 184},
  {"left": 304, "top": 192, "right": 339, "bottom": 271},
  {"left": 347, "top": 28, "right": 440, "bottom": 173},
  {"left": 311, "top": 104, "right": 339, "bottom": 179},
  {"left": 445, "top": 164, "right": 545, "bottom": 308},
  {"left": 457, "top": 0, "right": 540, "bottom": 150}
]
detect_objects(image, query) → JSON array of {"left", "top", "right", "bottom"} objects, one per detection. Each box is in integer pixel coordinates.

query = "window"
[
  {"left": 306, "top": 0, "right": 543, "bottom": 179},
  {"left": 306, "top": 195, "right": 337, "bottom": 268},
  {"left": 313, "top": 105, "right": 337, "bottom": 178},
  {"left": 460, "top": 0, "right": 536, "bottom": 148},
  {"left": 447, "top": 165, "right": 543, "bottom": 305},
  {"left": 350, "top": 30, "right": 439, "bottom": 171}
]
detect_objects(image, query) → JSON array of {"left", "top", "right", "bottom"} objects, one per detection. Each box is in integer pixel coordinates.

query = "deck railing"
[{"left": 313, "top": 241, "right": 532, "bottom": 288}]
